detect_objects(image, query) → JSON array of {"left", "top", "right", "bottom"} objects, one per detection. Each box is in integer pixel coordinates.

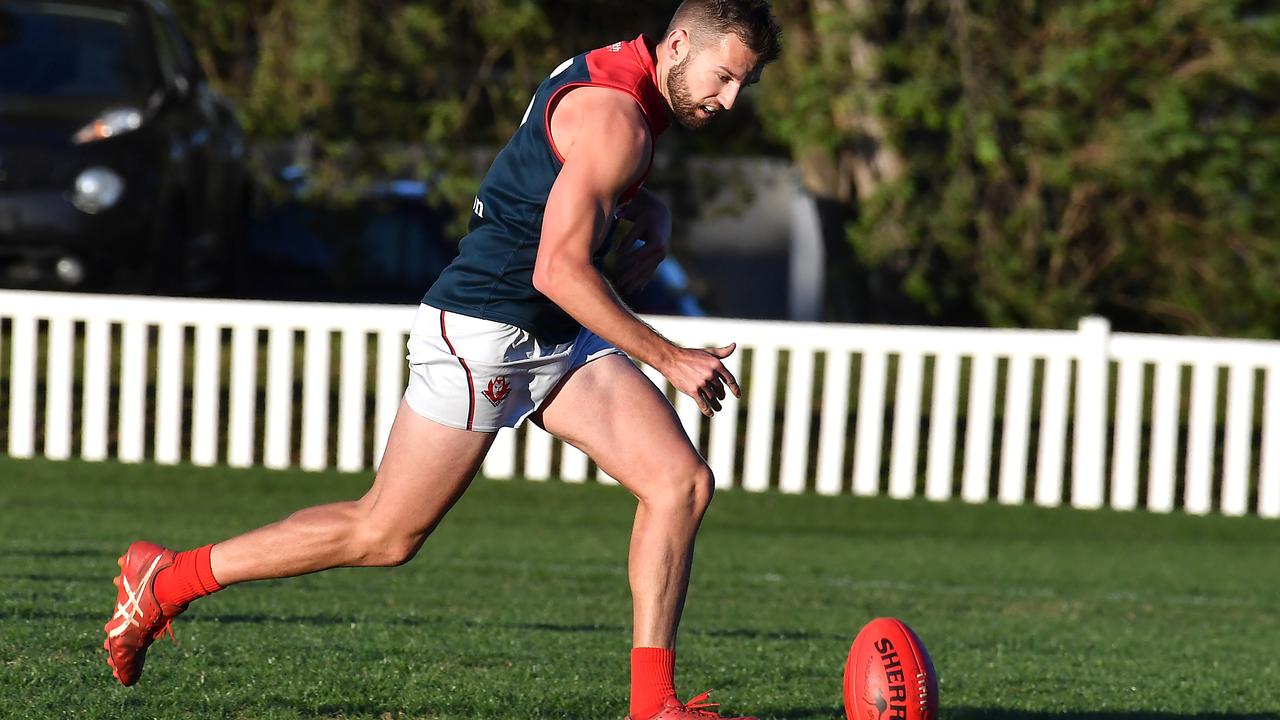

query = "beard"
[{"left": 667, "top": 56, "right": 712, "bottom": 130}]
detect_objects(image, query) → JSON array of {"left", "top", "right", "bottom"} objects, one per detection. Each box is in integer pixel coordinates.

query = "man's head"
[{"left": 657, "top": 0, "right": 782, "bottom": 129}]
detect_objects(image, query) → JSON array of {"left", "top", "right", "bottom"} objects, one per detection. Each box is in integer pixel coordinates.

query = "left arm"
[{"left": 613, "top": 187, "right": 672, "bottom": 296}]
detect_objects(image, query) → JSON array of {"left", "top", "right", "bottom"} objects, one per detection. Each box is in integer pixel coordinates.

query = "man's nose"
[{"left": 718, "top": 83, "right": 741, "bottom": 111}]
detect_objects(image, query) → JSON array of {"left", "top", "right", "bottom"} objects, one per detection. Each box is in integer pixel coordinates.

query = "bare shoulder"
[{"left": 552, "top": 86, "right": 651, "bottom": 163}]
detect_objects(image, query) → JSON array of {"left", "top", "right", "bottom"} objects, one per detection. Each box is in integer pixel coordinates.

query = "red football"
[{"left": 843, "top": 617, "right": 939, "bottom": 720}]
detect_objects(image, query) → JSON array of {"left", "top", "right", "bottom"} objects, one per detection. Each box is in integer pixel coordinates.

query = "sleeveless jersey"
[{"left": 423, "top": 35, "right": 671, "bottom": 344}]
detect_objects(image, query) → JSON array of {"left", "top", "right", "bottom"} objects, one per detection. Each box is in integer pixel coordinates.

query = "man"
[{"left": 104, "top": 2, "right": 781, "bottom": 718}]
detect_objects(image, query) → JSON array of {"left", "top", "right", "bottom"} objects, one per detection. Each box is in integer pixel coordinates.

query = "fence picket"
[
  {"left": 1221, "top": 363, "right": 1254, "bottom": 516},
  {"left": 44, "top": 317, "right": 73, "bottom": 460},
  {"left": 228, "top": 324, "right": 257, "bottom": 468},
  {"left": 264, "top": 326, "right": 294, "bottom": 470},
  {"left": 676, "top": 389, "right": 703, "bottom": 450},
  {"left": 1110, "top": 359, "right": 1144, "bottom": 511},
  {"left": 300, "top": 329, "right": 331, "bottom": 471},
  {"left": 81, "top": 319, "right": 111, "bottom": 461},
  {"left": 1071, "top": 317, "right": 1109, "bottom": 509},
  {"left": 525, "top": 426, "right": 554, "bottom": 481},
  {"left": 889, "top": 351, "right": 924, "bottom": 499},
  {"left": 1148, "top": 360, "right": 1181, "bottom": 513},
  {"left": 925, "top": 353, "right": 960, "bottom": 501},
  {"left": 743, "top": 346, "right": 779, "bottom": 492},
  {"left": 8, "top": 315, "right": 36, "bottom": 458},
  {"left": 853, "top": 351, "right": 888, "bottom": 496},
  {"left": 561, "top": 443, "right": 589, "bottom": 483},
  {"left": 779, "top": 348, "right": 815, "bottom": 494},
  {"left": 374, "top": 329, "right": 402, "bottom": 468},
  {"left": 815, "top": 350, "right": 852, "bottom": 496},
  {"left": 338, "top": 329, "right": 367, "bottom": 472},
  {"left": 154, "top": 322, "right": 184, "bottom": 465},
  {"left": 997, "top": 354, "right": 1033, "bottom": 505},
  {"left": 484, "top": 429, "right": 517, "bottom": 479},
  {"left": 707, "top": 350, "right": 743, "bottom": 490},
  {"left": 1184, "top": 362, "right": 1218, "bottom": 515},
  {"left": 118, "top": 320, "right": 147, "bottom": 463},
  {"left": 962, "top": 354, "right": 997, "bottom": 503},
  {"left": 191, "top": 323, "right": 221, "bottom": 467},
  {"left": 1035, "top": 356, "right": 1070, "bottom": 507},
  {"left": 642, "top": 363, "right": 667, "bottom": 396},
  {"left": 1261, "top": 365, "right": 1280, "bottom": 518}
]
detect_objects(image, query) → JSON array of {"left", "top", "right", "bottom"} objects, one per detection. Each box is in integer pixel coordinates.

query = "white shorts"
[{"left": 404, "top": 304, "right": 623, "bottom": 432}]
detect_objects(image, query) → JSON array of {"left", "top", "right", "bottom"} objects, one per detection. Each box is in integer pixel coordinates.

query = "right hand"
[{"left": 660, "top": 343, "right": 741, "bottom": 417}]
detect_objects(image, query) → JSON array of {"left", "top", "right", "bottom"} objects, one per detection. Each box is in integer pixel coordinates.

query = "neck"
[{"left": 653, "top": 53, "right": 674, "bottom": 114}]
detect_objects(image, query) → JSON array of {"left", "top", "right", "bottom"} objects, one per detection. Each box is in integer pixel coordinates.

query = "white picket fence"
[{"left": 2, "top": 289, "right": 1278, "bottom": 518}]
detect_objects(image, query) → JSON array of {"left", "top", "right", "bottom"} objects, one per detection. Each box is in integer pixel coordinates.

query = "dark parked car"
[
  {"left": 243, "top": 173, "right": 460, "bottom": 303},
  {"left": 244, "top": 168, "right": 706, "bottom": 316},
  {"left": 0, "top": 0, "right": 249, "bottom": 292}
]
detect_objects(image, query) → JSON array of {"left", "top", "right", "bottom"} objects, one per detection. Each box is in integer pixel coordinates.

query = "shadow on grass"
[
  {"left": 509, "top": 620, "right": 833, "bottom": 642},
  {"left": 943, "top": 711, "right": 1280, "bottom": 720},
  {"left": 0, "top": 572, "right": 104, "bottom": 582},
  {"left": 731, "top": 710, "right": 1280, "bottom": 720},
  {"left": 0, "top": 547, "right": 113, "bottom": 559},
  {"left": 262, "top": 699, "right": 832, "bottom": 720},
  {"left": 6, "top": 607, "right": 831, "bottom": 645},
  {"left": 256, "top": 702, "right": 1280, "bottom": 720}
]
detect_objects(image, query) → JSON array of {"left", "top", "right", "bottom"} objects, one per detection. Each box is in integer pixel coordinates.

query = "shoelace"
[
  {"left": 679, "top": 690, "right": 721, "bottom": 717},
  {"left": 154, "top": 617, "right": 178, "bottom": 644}
]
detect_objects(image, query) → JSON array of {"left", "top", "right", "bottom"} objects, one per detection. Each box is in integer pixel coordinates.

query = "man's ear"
[{"left": 665, "top": 28, "right": 691, "bottom": 63}]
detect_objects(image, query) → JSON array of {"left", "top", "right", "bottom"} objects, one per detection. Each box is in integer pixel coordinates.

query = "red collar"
[{"left": 631, "top": 34, "right": 671, "bottom": 136}]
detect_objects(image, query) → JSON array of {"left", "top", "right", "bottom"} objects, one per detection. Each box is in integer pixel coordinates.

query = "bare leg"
[
  {"left": 536, "top": 354, "right": 713, "bottom": 648},
  {"left": 209, "top": 400, "right": 494, "bottom": 585}
]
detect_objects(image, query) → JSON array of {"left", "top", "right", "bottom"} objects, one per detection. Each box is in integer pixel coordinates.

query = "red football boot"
[
  {"left": 103, "top": 541, "right": 185, "bottom": 686},
  {"left": 626, "top": 691, "right": 758, "bottom": 720}
]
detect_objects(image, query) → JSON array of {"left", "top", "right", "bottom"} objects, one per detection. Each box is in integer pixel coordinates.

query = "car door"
[{"left": 144, "top": 4, "right": 217, "bottom": 238}]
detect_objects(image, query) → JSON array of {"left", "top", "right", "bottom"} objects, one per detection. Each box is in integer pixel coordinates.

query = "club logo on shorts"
[{"left": 482, "top": 376, "right": 512, "bottom": 407}]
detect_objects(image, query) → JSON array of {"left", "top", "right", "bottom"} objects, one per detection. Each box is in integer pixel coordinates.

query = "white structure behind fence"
[{"left": 2, "top": 290, "right": 1277, "bottom": 518}]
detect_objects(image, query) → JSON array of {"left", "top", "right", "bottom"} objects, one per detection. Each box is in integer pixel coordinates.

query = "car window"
[
  {"left": 0, "top": 1, "right": 157, "bottom": 100},
  {"left": 144, "top": 8, "right": 182, "bottom": 89},
  {"left": 159, "top": 12, "right": 201, "bottom": 83}
]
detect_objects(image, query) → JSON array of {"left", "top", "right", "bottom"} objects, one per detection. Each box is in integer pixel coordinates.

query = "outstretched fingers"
[{"left": 710, "top": 344, "right": 741, "bottom": 398}]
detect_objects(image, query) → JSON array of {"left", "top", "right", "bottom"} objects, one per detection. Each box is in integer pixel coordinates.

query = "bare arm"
[
  {"left": 613, "top": 187, "right": 672, "bottom": 296},
  {"left": 532, "top": 88, "right": 738, "bottom": 416}
]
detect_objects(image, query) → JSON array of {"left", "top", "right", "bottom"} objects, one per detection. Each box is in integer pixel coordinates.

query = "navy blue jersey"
[{"left": 424, "top": 35, "right": 670, "bottom": 344}]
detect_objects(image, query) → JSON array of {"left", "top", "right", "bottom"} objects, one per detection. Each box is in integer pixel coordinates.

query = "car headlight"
[
  {"left": 71, "top": 167, "right": 125, "bottom": 214},
  {"left": 72, "top": 108, "right": 143, "bottom": 145}
]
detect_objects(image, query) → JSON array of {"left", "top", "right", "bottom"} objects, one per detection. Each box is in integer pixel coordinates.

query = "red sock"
[
  {"left": 630, "top": 647, "right": 676, "bottom": 719},
  {"left": 154, "top": 544, "right": 223, "bottom": 608}
]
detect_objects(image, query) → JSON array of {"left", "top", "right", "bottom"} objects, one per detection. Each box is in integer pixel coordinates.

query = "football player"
[{"left": 105, "top": 3, "right": 781, "bottom": 717}]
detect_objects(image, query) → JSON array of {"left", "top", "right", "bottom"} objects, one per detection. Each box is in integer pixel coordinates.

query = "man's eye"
[{"left": 719, "top": 74, "right": 730, "bottom": 83}]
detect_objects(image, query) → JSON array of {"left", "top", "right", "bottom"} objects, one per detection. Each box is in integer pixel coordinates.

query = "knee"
[
  {"left": 647, "top": 461, "right": 715, "bottom": 519},
  {"left": 692, "top": 463, "right": 715, "bottom": 515},
  {"left": 350, "top": 519, "right": 425, "bottom": 568}
]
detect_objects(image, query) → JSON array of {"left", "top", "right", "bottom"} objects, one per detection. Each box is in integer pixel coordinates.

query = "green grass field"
[{"left": 2, "top": 457, "right": 1278, "bottom": 720}]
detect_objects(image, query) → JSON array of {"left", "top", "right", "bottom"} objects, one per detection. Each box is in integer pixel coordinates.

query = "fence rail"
[{"left": 2, "top": 290, "right": 1278, "bottom": 518}]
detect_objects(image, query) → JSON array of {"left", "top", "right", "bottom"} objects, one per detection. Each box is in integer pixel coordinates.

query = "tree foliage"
[
  {"left": 168, "top": 0, "right": 544, "bottom": 212},
  {"left": 168, "top": 0, "right": 1279, "bottom": 335},
  {"left": 167, "top": 1, "right": 683, "bottom": 217},
  {"left": 760, "top": 0, "right": 1280, "bottom": 335}
]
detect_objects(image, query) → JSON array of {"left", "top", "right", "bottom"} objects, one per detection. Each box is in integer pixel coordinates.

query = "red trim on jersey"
[
  {"left": 544, "top": 81, "right": 595, "bottom": 165},
  {"left": 543, "top": 35, "right": 668, "bottom": 204},
  {"left": 439, "top": 311, "right": 475, "bottom": 431}
]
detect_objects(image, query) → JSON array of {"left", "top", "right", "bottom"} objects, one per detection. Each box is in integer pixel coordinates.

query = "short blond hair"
[{"left": 666, "top": 0, "right": 782, "bottom": 67}]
